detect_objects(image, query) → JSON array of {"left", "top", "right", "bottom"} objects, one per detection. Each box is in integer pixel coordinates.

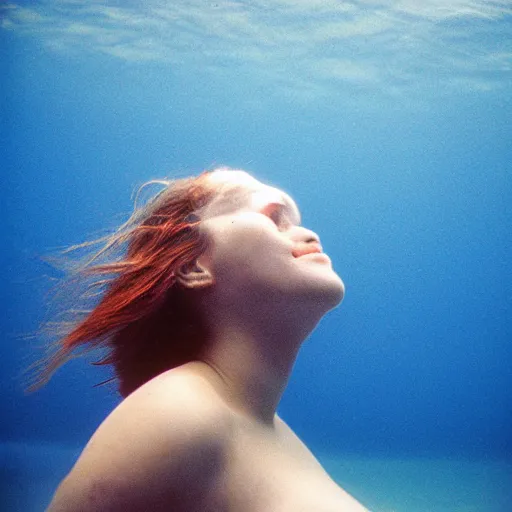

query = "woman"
[{"left": 35, "top": 167, "right": 369, "bottom": 511}]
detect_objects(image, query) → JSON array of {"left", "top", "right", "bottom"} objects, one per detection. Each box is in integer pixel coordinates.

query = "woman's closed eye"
[{"left": 266, "top": 203, "right": 290, "bottom": 228}]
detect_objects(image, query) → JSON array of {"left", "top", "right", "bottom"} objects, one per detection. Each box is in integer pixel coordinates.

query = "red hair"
[{"left": 25, "top": 170, "right": 218, "bottom": 398}]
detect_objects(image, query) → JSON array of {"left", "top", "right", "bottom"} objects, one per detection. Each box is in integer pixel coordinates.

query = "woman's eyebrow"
[{"left": 218, "top": 185, "right": 301, "bottom": 225}]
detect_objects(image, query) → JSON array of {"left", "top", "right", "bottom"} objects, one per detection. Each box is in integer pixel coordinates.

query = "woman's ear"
[{"left": 176, "top": 260, "right": 214, "bottom": 290}]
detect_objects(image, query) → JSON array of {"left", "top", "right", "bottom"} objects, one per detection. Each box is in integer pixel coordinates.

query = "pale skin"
[{"left": 47, "top": 170, "right": 370, "bottom": 511}]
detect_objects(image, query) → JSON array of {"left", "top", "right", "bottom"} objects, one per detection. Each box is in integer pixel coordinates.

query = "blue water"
[{"left": 1, "top": 2, "right": 511, "bottom": 511}]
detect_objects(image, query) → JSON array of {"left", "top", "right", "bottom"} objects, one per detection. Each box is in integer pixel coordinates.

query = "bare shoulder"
[
  {"left": 48, "top": 367, "right": 232, "bottom": 511},
  {"left": 274, "top": 414, "right": 314, "bottom": 454},
  {"left": 274, "top": 414, "right": 326, "bottom": 470}
]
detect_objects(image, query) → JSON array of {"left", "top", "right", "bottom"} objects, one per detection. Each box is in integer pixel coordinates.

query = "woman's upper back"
[{"left": 47, "top": 366, "right": 233, "bottom": 511}]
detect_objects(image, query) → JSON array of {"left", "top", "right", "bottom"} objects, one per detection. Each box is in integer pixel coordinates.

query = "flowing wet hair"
[{"left": 24, "top": 169, "right": 220, "bottom": 398}]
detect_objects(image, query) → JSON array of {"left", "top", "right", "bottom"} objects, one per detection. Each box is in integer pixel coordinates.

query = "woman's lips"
[{"left": 292, "top": 243, "right": 323, "bottom": 258}]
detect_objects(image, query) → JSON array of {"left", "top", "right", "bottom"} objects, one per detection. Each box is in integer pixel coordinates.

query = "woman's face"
[{"left": 194, "top": 169, "right": 345, "bottom": 317}]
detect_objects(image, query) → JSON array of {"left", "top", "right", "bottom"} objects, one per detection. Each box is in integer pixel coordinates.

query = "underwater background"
[{"left": 1, "top": 1, "right": 511, "bottom": 511}]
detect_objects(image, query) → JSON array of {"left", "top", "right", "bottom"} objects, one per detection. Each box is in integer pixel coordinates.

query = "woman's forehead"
[
  {"left": 206, "top": 169, "right": 300, "bottom": 222},
  {"left": 209, "top": 169, "right": 274, "bottom": 200}
]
